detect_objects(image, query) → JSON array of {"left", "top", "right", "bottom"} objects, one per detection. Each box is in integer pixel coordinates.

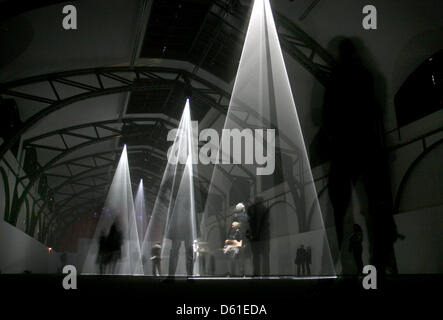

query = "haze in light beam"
[
  {"left": 141, "top": 100, "right": 198, "bottom": 276},
  {"left": 82, "top": 146, "right": 143, "bottom": 275},
  {"left": 134, "top": 179, "right": 148, "bottom": 245},
  {"left": 201, "top": 0, "right": 336, "bottom": 276}
]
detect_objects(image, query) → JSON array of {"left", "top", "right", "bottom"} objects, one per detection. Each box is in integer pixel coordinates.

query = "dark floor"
[{"left": 1, "top": 274, "right": 440, "bottom": 318}]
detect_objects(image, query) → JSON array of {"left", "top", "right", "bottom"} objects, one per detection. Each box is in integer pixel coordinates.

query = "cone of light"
[
  {"left": 200, "top": 0, "right": 336, "bottom": 276},
  {"left": 141, "top": 100, "right": 198, "bottom": 276},
  {"left": 134, "top": 179, "right": 148, "bottom": 245},
  {"left": 82, "top": 145, "right": 143, "bottom": 275}
]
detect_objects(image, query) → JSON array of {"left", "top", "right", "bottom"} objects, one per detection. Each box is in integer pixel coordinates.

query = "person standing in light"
[{"left": 224, "top": 203, "right": 250, "bottom": 276}]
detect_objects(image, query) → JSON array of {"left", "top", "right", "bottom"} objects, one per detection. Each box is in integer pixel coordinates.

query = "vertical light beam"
[
  {"left": 141, "top": 99, "right": 198, "bottom": 276},
  {"left": 201, "top": 0, "right": 336, "bottom": 277},
  {"left": 82, "top": 145, "right": 143, "bottom": 275},
  {"left": 134, "top": 179, "right": 147, "bottom": 245}
]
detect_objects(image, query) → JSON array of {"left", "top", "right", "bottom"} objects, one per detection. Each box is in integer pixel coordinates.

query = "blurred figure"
[
  {"left": 323, "top": 38, "right": 377, "bottom": 247},
  {"left": 194, "top": 239, "right": 210, "bottom": 276},
  {"left": 167, "top": 212, "right": 194, "bottom": 276},
  {"left": 150, "top": 242, "right": 162, "bottom": 276},
  {"left": 247, "top": 197, "right": 270, "bottom": 276},
  {"left": 201, "top": 193, "right": 225, "bottom": 276},
  {"left": 106, "top": 222, "right": 122, "bottom": 274},
  {"left": 97, "top": 231, "right": 107, "bottom": 274},
  {"left": 295, "top": 245, "right": 306, "bottom": 276},
  {"left": 305, "top": 247, "right": 312, "bottom": 276},
  {"left": 58, "top": 252, "right": 67, "bottom": 274},
  {"left": 349, "top": 224, "right": 364, "bottom": 274},
  {"left": 97, "top": 222, "right": 122, "bottom": 274},
  {"left": 322, "top": 37, "right": 399, "bottom": 275}
]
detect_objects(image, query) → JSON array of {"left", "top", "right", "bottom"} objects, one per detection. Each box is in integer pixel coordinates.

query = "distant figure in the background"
[
  {"left": 247, "top": 197, "right": 270, "bottom": 276},
  {"left": 58, "top": 252, "right": 67, "bottom": 274},
  {"left": 295, "top": 245, "right": 306, "bottom": 276},
  {"left": 97, "top": 231, "right": 107, "bottom": 274},
  {"left": 305, "top": 247, "right": 312, "bottom": 276},
  {"left": 150, "top": 242, "right": 162, "bottom": 276},
  {"left": 349, "top": 224, "right": 364, "bottom": 274}
]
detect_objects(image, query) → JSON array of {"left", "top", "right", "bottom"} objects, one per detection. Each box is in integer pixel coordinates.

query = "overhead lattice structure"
[{"left": 0, "top": 0, "right": 335, "bottom": 252}]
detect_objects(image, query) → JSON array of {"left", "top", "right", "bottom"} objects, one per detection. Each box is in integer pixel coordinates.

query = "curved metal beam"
[
  {"left": 393, "top": 138, "right": 443, "bottom": 214},
  {"left": 0, "top": 66, "right": 231, "bottom": 162}
]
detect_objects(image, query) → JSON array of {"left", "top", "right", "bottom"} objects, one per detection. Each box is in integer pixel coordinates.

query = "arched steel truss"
[{"left": 0, "top": 9, "right": 336, "bottom": 246}]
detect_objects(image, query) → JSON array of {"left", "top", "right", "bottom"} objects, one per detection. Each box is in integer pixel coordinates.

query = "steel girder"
[
  {"left": 0, "top": 66, "right": 231, "bottom": 162},
  {"left": 20, "top": 117, "right": 241, "bottom": 212},
  {"left": 18, "top": 128, "right": 219, "bottom": 239},
  {"left": 7, "top": 117, "right": 171, "bottom": 225},
  {"left": 211, "top": 0, "right": 335, "bottom": 85},
  {"left": 0, "top": 3, "right": 337, "bottom": 243},
  {"left": 0, "top": 68, "right": 306, "bottom": 240}
]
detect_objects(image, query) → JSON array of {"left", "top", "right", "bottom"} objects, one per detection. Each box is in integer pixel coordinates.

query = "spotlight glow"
[
  {"left": 200, "top": 0, "right": 336, "bottom": 277},
  {"left": 141, "top": 99, "right": 198, "bottom": 276},
  {"left": 134, "top": 179, "right": 148, "bottom": 245},
  {"left": 82, "top": 146, "right": 143, "bottom": 275}
]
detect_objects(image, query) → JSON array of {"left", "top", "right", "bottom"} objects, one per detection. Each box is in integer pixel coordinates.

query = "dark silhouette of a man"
[
  {"left": 323, "top": 38, "right": 399, "bottom": 275},
  {"left": 305, "top": 246, "right": 312, "bottom": 276},
  {"left": 166, "top": 210, "right": 194, "bottom": 276},
  {"left": 349, "top": 224, "right": 364, "bottom": 274},
  {"left": 295, "top": 245, "right": 306, "bottom": 276},
  {"left": 247, "top": 197, "right": 270, "bottom": 276}
]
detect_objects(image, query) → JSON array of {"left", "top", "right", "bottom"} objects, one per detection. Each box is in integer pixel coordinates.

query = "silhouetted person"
[
  {"left": 106, "top": 223, "right": 122, "bottom": 274},
  {"left": 143, "top": 181, "right": 171, "bottom": 276},
  {"left": 201, "top": 193, "right": 225, "bottom": 276},
  {"left": 349, "top": 224, "right": 364, "bottom": 274},
  {"left": 97, "top": 222, "right": 122, "bottom": 274},
  {"left": 97, "top": 231, "right": 107, "bottom": 274},
  {"left": 305, "top": 247, "right": 312, "bottom": 275},
  {"left": 150, "top": 242, "right": 162, "bottom": 276},
  {"left": 58, "top": 252, "right": 67, "bottom": 274},
  {"left": 323, "top": 38, "right": 399, "bottom": 275},
  {"left": 167, "top": 209, "right": 194, "bottom": 276},
  {"left": 247, "top": 197, "right": 270, "bottom": 276},
  {"left": 295, "top": 245, "right": 306, "bottom": 276}
]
